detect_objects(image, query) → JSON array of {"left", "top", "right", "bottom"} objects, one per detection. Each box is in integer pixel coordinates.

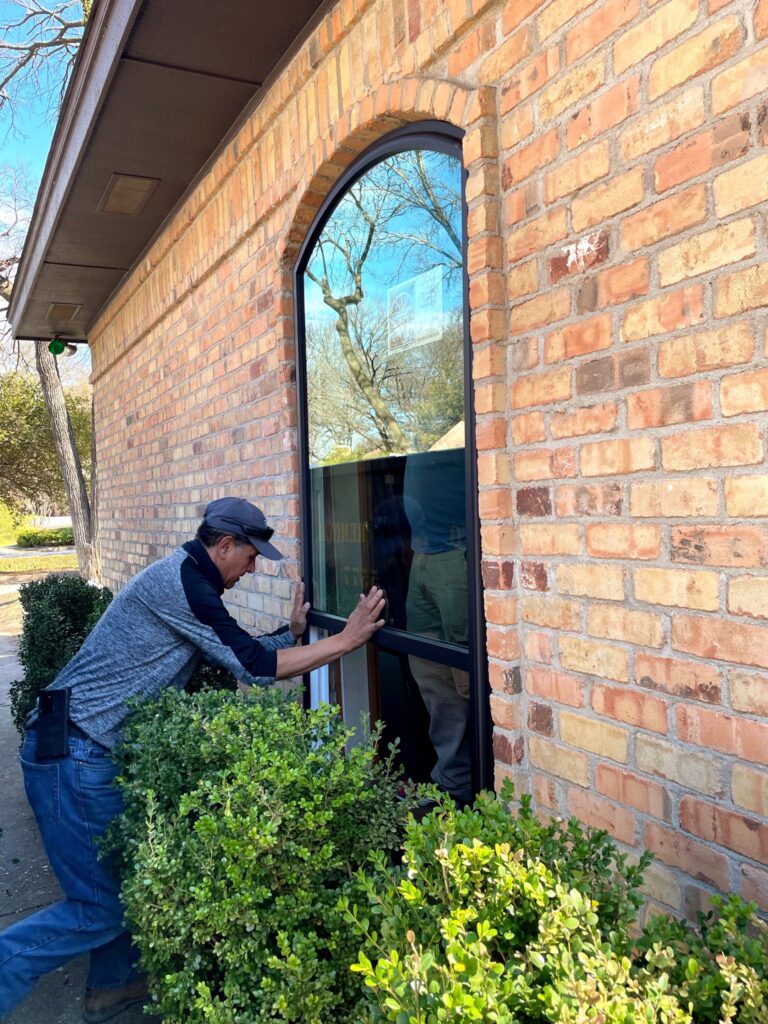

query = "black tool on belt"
[{"left": 36, "top": 687, "right": 71, "bottom": 759}]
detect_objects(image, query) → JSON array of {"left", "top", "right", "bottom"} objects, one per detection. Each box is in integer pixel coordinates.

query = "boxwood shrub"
[
  {"left": 16, "top": 526, "right": 74, "bottom": 547},
  {"left": 111, "top": 688, "right": 417, "bottom": 1024}
]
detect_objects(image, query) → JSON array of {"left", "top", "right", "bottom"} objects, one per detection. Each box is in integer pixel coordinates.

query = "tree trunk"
[{"left": 35, "top": 342, "right": 92, "bottom": 578}]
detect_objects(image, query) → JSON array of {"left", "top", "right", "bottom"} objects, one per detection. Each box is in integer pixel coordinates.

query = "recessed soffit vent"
[
  {"left": 97, "top": 173, "right": 161, "bottom": 216},
  {"left": 47, "top": 302, "right": 82, "bottom": 322}
]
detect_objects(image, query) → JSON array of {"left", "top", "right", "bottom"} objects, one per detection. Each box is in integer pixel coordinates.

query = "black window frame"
[{"left": 293, "top": 121, "right": 491, "bottom": 792}]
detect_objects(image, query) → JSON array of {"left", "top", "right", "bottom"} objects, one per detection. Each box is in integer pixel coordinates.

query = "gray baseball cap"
[{"left": 203, "top": 497, "right": 284, "bottom": 560}]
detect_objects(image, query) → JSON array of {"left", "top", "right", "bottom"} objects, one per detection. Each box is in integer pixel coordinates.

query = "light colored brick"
[
  {"left": 539, "top": 54, "right": 605, "bottom": 122},
  {"left": 630, "top": 478, "right": 719, "bottom": 518},
  {"left": 620, "top": 185, "right": 707, "bottom": 252},
  {"left": 613, "top": 0, "right": 698, "bottom": 75},
  {"left": 572, "top": 167, "right": 645, "bottom": 231},
  {"left": 552, "top": 403, "right": 618, "bottom": 439},
  {"left": 522, "top": 595, "right": 581, "bottom": 631},
  {"left": 658, "top": 322, "right": 754, "bottom": 377},
  {"left": 732, "top": 765, "right": 768, "bottom": 816},
  {"left": 586, "top": 524, "right": 661, "bottom": 560},
  {"left": 712, "top": 45, "right": 768, "bottom": 114},
  {"left": 529, "top": 733, "right": 590, "bottom": 786},
  {"left": 721, "top": 368, "right": 768, "bottom": 416},
  {"left": 559, "top": 636, "right": 629, "bottom": 683},
  {"left": 714, "top": 155, "right": 768, "bottom": 217},
  {"left": 520, "top": 523, "right": 581, "bottom": 555},
  {"left": 635, "top": 568, "right": 719, "bottom": 612},
  {"left": 730, "top": 670, "right": 768, "bottom": 716},
  {"left": 658, "top": 218, "right": 756, "bottom": 287},
  {"left": 729, "top": 576, "right": 768, "bottom": 620},
  {"left": 662, "top": 423, "right": 763, "bottom": 471},
  {"left": 715, "top": 263, "right": 768, "bottom": 318},
  {"left": 557, "top": 563, "right": 625, "bottom": 601},
  {"left": 648, "top": 16, "right": 744, "bottom": 100},
  {"left": 637, "top": 735, "right": 724, "bottom": 796},
  {"left": 560, "top": 710, "right": 629, "bottom": 761},
  {"left": 511, "top": 365, "right": 572, "bottom": 409},
  {"left": 622, "top": 286, "right": 704, "bottom": 343},
  {"left": 619, "top": 87, "right": 704, "bottom": 161},
  {"left": 588, "top": 603, "right": 664, "bottom": 648}
]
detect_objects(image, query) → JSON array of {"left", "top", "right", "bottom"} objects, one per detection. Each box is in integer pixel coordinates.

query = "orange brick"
[
  {"left": 476, "top": 417, "right": 507, "bottom": 451},
  {"left": 515, "top": 447, "right": 576, "bottom": 482},
  {"left": 712, "top": 45, "right": 768, "bottom": 114},
  {"left": 566, "top": 77, "right": 640, "bottom": 149},
  {"left": 729, "top": 576, "right": 768, "bottom": 620},
  {"left": 680, "top": 796, "right": 768, "bottom": 863},
  {"left": 507, "top": 208, "right": 568, "bottom": 264},
  {"left": 479, "top": 488, "right": 514, "bottom": 519},
  {"left": 593, "top": 684, "right": 668, "bottom": 734},
  {"left": 500, "top": 47, "right": 560, "bottom": 113},
  {"left": 741, "top": 863, "right": 768, "bottom": 914},
  {"left": 715, "top": 263, "right": 768, "bottom": 318},
  {"left": 500, "top": 102, "right": 536, "bottom": 150},
  {"left": 758, "top": 0, "right": 768, "bottom": 40},
  {"left": 529, "top": 734, "right": 589, "bottom": 786},
  {"left": 512, "top": 411, "right": 546, "bottom": 445},
  {"left": 522, "top": 595, "right": 581, "bottom": 631},
  {"left": 658, "top": 322, "right": 755, "bottom": 377},
  {"left": 714, "top": 154, "right": 768, "bottom": 217},
  {"left": 679, "top": 708, "right": 768, "bottom": 765},
  {"left": 619, "top": 86, "right": 704, "bottom": 160},
  {"left": 468, "top": 234, "right": 503, "bottom": 274},
  {"left": 474, "top": 382, "right": 506, "bottom": 415},
  {"left": 511, "top": 365, "right": 572, "bottom": 409},
  {"left": 586, "top": 523, "right": 661, "bottom": 560},
  {"left": 544, "top": 141, "right": 611, "bottom": 203},
  {"left": 636, "top": 653, "right": 722, "bottom": 703},
  {"left": 672, "top": 525, "right": 768, "bottom": 568},
  {"left": 627, "top": 382, "right": 713, "bottom": 429},
  {"left": 501, "top": 0, "right": 548, "bottom": 34},
  {"left": 645, "top": 821, "right": 730, "bottom": 890},
  {"left": 594, "top": 257, "right": 650, "bottom": 307},
  {"left": 572, "top": 167, "right": 645, "bottom": 231},
  {"left": 732, "top": 765, "right": 768, "bottom": 817},
  {"left": 560, "top": 709, "right": 629, "bottom": 760},
  {"left": 649, "top": 17, "right": 744, "bottom": 100},
  {"left": 490, "top": 693, "right": 521, "bottom": 731},
  {"left": 581, "top": 437, "right": 656, "bottom": 477},
  {"left": 566, "top": 0, "right": 640, "bottom": 65},
  {"left": 731, "top": 670, "right": 768, "bottom": 715},
  {"left": 638, "top": 736, "right": 724, "bottom": 797},
  {"left": 622, "top": 286, "right": 704, "bottom": 343},
  {"left": 588, "top": 603, "right": 664, "bottom": 648},
  {"left": 551, "top": 402, "right": 618, "bottom": 440},
  {"left": 662, "top": 423, "right": 763, "bottom": 471},
  {"left": 479, "top": 25, "right": 531, "bottom": 84},
  {"left": 725, "top": 475, "right": 768, "bottom": 517},
  {"left": 673, "top": 614, "right": 768, "bottom": 669},
  {"left": 568, "top": 788, "right": 637, "bottom": 844},
  {"left": 635, "top": 567, "right": 719, "bottom": 612},
  {"left": 544, "top": 314, "right": 612, "bottom": 364},
  {"left": 486, "top": 627, "right": 522, "bottom": 660},
  {"left": 620, "top": 186, "right": 707, "bottom": 252},
  {"left": 658, "top": 218, "right": 756, "bottom": 287},
  {"left": 472, "top": 343, "right": 506, "bottom": 380},
  {"left": 526, "top": 667, "right": 585, "bottom": 707},
  {"left": 520, "top": 523, "right": 581, "bottom": 555},
  {"left": 539, "top": 54, "right": 605, "bottom": 123},
  {"left": 614, "top": 0, "right": 698, "bottom": 75},
  {"left": 503, "top": 129, "right": 559, "bottom": 188},
  {"left": 597, "top": 764, "right": 672, "bottom": 820},
  {"left": 478, "top": 453, "right": 510, "bottom": 488},
  {"left": 721, "top": 368, "right": 768, "bottom": 416},
  {"left": 525, "top": 629, "right": 553, "bottom": 663},
  {"left": 630, "top": 478, "right": 718, "bottom": 518}
]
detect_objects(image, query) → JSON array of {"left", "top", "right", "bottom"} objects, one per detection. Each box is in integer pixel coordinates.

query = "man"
[{"left": 0, "top": 497, "right": 385, "bottom": 1022}]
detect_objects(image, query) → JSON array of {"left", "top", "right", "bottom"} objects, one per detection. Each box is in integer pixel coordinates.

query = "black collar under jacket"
[{"left": 182, "top": 538, "right": 224, "bottom": 595}]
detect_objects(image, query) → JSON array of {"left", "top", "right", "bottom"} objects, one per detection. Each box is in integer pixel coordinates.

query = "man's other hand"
[
  {"left": 341, "top": 586, "right": 385, "bottom": 651},
  {"left": 290, "top": 581, "right": 311, "bottom": 641}
]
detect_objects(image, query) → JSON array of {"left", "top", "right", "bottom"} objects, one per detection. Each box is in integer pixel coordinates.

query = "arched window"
[{"left": 295, "top": 123, "right": 489, "bottom": 801}]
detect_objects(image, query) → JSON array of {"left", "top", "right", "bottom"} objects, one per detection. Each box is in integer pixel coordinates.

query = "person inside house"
[
  {"left": 403, "top": 449, "right": 472, "bottom": 808},
  {"left": 0, "top": 496, "right": 385, "bottom": 1023}
]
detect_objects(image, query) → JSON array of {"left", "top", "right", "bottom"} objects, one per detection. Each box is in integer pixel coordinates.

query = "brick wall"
[{"left": 88, "top": 0, "right": 768, "bottom": 916}]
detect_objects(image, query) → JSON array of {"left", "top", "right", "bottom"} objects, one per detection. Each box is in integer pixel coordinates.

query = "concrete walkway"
[{"left": 0, "top": 584, "right": 149, "bottom": 1023}]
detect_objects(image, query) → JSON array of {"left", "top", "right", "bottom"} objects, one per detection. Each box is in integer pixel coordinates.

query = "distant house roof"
[{"left": 9, "top": 0, "right": 328, "bottom": 342}]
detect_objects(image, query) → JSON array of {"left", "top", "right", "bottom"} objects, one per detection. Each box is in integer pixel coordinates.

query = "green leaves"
[{"left": 112, "top": 688, "right": 418, "bottom": 1024}]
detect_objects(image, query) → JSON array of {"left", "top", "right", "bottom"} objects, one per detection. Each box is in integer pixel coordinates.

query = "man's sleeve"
[{"left": 176, "top": 559, "right": 284, "bottom": 683}]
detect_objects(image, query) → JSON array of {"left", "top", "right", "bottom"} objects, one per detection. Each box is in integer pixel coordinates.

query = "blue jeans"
[{"left": 0, "top": 729, "right": 139, "bottom": 1016}]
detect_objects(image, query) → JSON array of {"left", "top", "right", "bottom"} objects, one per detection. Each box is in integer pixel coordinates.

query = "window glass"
[{"left": 303, "top": 148, "right": 467, "bottom": 645}]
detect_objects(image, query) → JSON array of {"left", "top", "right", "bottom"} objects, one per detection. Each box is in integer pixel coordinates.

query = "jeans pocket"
[{"left": 21, "top": 756, "right": 60, "bottom": 827}]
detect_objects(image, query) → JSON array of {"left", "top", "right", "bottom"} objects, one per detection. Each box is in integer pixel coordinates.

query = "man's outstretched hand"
[
  {"left": 289, "top": 581, "right": 311, "bottom": 641},
  {"left": 341, "top": 586, "right": 386, "bottom": 651}
]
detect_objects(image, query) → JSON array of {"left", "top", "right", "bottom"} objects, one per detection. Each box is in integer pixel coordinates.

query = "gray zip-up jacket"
[{"left": 37, "top": 539, "right": 295, "bottom": 750}]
